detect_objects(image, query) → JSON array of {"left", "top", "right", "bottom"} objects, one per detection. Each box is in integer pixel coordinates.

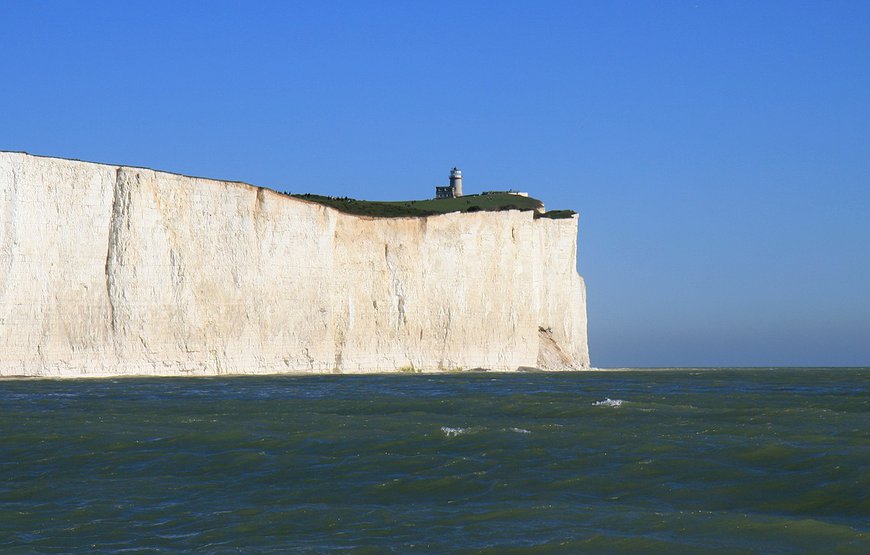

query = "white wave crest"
[
  {"left": 593, "top": 398, "right": 624, "bottom": 407},
  {"left": 508, "top": 427, "right": 531, "bottom": 434},
  {"left": 440, "top": 426, "right": 468, "bottom": 437}
]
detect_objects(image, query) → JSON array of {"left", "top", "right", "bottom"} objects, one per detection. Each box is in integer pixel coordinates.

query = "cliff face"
[{"left": 0, "top": 152, "right": 589, "bottom": 377}]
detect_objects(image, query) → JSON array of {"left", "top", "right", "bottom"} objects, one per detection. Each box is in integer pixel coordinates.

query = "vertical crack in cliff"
[
  {"left": 384, "top": 244, "right": 407, "bottom": 330},
  {"left": 105, "top": 169, "right": 119, "bottom": 337},
  {"left": 0, "top": 166, "right": 18, "bottom": 305},
  {"left": 168, "top": 245, "right": 196, "bottom": 355},
  {"left": 253, "top": 187, "right": 265, "bottom": 269},
  {"left": 440, "top": 306, "right": 452, "bottom": 367},
  {"left": 333, "top": 295, "right": 351, "bottom": 374},
  {"left": 105, "top": 167, "right": 128, "bottom": 348}
]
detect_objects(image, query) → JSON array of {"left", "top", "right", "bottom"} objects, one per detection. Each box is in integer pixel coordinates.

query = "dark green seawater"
[{"left": 1, "top": 369, "right": 868, "bottom": 553}]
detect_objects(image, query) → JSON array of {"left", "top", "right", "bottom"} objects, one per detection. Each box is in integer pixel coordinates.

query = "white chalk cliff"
[{"left": 0, "top": 152, "right": 589, "bottom": 377}]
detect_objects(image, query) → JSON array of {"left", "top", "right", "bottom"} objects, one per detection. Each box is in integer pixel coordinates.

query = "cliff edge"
[{"left": 0, "top": 152, "right": 589, "bottom": 377}]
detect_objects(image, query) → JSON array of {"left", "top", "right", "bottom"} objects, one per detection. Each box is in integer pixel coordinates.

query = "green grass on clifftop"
[{"left": 289, "top": 192, "right": 575, "bottom": 219}]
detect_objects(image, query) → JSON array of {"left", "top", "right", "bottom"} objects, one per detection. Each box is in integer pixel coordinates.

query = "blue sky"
[{"left": 2, "top": 1, "right": 868, "bottom": 367}]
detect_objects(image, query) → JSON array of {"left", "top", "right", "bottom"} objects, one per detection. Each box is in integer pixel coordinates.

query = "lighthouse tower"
[{"left": 449, "top": 167, "right": 463, "bottom": 197}]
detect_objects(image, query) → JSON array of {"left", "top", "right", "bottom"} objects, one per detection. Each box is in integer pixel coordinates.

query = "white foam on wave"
[
  {"left": 441, "top": 426, "right": 531, "bottom": 437},
  {"left": 593, "top": 398, "right": 624, "bottom": 407}
]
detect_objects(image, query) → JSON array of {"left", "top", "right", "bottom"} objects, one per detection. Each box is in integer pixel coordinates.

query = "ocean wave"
[
  {"left": 440, "top": 426, "right": 532, "bottom": 437},
  {"left": 593, "top": 398, "right": 624, "bottom": 407}
]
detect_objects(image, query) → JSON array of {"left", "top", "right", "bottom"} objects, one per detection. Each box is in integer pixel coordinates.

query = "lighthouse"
[
  {"left": 434, "top": 167, "right": 465, "bottom": 199},
  {"left": 449, "top": 167, "right": 463, "bottom": 197}
]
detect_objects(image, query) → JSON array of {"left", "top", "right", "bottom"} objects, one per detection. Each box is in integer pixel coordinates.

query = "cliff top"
[
  {"left": 291, "top": 192, "right": 576, "bottom": 219},
  {"left": 1, "top": 151, "right": 576, "bottom": 220}
]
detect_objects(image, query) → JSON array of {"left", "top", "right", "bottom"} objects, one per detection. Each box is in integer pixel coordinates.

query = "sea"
[{"left": 1, "top": 368, "right": 867, "bottom": 553}]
